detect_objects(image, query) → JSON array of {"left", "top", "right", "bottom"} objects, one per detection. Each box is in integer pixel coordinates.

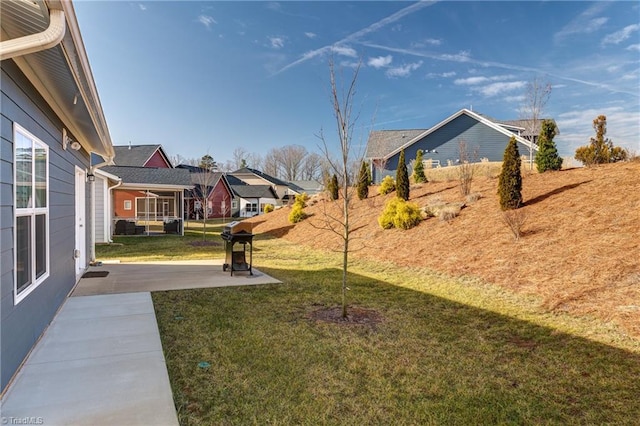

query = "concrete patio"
[{"left": 1, "top": 261, "right": 281, "bottom": 425}]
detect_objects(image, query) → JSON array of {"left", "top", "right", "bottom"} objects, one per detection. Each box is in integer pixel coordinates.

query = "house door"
[{"left": 75, "top": 167, "right": 86, "bottom": 277}]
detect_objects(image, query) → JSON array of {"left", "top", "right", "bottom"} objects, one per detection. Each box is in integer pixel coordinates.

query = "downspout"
[
  {"left": 88, "top": 156, "right": 116, "bottom": 261},
  {"left": 107, "top": 178, "right": 123, "bottom": 242},
  {"left": 0, "top": 9, "right": 66, "bottom": 60}
]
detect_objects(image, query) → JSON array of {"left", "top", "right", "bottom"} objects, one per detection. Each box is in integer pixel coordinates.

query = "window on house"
[
  {"left": 246, "top": 203, "right": 258, "bottom": 212},
  {"left": 14, "top": 124, "right": 49, "bottom": 303},
  {"left": 231, "top": 199, "right": 238, "bottom": 209},
  {"left": 124, "top": 200, "right": 132, "bottom": 210}
]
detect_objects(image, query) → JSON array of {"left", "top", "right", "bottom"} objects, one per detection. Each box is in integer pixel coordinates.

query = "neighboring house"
[
  {"left": 231, "top": 167, "right": 302, "bottom": 206},
  {"left": 95, "top": 144, "right": 193, "bottom": 236},
  {"left": 230, "top": 184, "right": 279, "bottom": 218},
  {"left": 289, "top": 180, "right": 323, "bottom": 196},
  {"left": 1, "top": 0, "right": 114, "bottom": 392},
  {"left": 112, "top": 144, "right": 173, "bottom": 168},
  {"left": 176, "top": 165, "right": 236, "bottom": 219},
  {"left": 100, "top": 165, "right": 192, "bottom": 235},
  {"left": 365, "top": 109, "right": 544, "bottom": 183}
]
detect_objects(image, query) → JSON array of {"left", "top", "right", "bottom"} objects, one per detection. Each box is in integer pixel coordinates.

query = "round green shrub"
[
  {"left": 288, "top": 203, "right": 307, "bottom": 223},
  {"left": 393, "top": 200, "right": 422, "bottom": 230},
  {"left": 379, "top": 175, "right": 396, "bottom": 195},
  {"left": 378, "top": 198, "right": 422, "bottom": 230}
]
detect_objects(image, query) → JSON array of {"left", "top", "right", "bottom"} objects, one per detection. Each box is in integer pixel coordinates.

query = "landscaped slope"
[{"left": 248, "top": 162, "right": 640, "bottom": 339}]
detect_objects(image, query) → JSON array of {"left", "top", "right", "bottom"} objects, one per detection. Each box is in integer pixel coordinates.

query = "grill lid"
[{"left": 223, "top": 221, "right": 253, "bottom": 235}]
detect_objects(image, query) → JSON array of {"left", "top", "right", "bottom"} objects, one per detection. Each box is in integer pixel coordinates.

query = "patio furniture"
[{"left": 163, "top": 219, "right": 181, "bottom": 234}]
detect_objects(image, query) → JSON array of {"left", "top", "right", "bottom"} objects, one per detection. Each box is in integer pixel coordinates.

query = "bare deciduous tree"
[
  {"left": 315, "top": 57, "right": 364, "bottom": 319},
  {"left": 521, "top": 76, "right": 552, "bottom": 170},
  {"left": 456, "top": 139, "right": 479, "bottom": 196},
  {"left": 192, "top": 155, "right": 219, "bottom": 241},
  {"left": 301, "top": 152, "right": 324, "bottom": 181},
  {"left": 262, "top": 150, "right": 279, "bottom": 177}
]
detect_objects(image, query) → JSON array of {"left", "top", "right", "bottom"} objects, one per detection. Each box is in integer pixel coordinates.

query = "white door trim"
[{"left": 75, "top": 166, "right": 86, "bottom": 278}]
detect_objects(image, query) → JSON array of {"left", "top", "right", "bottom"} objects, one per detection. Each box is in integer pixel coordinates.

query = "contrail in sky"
[{"left": 273, "top": 1, "right": 439, "bottom": 75}]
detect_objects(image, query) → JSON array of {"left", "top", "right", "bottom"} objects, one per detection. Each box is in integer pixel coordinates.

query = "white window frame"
[
  {"left": 231, "top": 199, "right": 238, "bottom": 209},
  {"left": 14, "top": 123, "right": 49, "bottom": 304},
  {"left": 124, "top": 200, "right": 132, "bottom": 210}
]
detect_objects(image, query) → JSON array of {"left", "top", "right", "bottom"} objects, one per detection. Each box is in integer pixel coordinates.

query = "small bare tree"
[
  {"left": 521, "top": 76, "right": 552, "bottom": 170},
  {"left": 456, "top": 139, "right": 478, "bottom": 196},
  {"left": 316, "top": 57, "right": 363, "bottom": 319},
  {"left": 192, "top": 155, "right": 218, "bottom": 241}
]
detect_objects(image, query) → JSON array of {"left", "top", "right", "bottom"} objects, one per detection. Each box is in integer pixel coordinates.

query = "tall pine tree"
[
  {"left": 535, "top": 120, "right": 562, "bottom": 172},
  {"left": 357, "top": 161, "right": 369, "bottom": 200},
  {"left": 413, "top": 149, "right": 427, "bottom": 183},
  {"left": 396, "top": 149, "right": 410, "bottom": 201},
  {"left": 498, "top": 136, "right": 523, "bottom": 210}
]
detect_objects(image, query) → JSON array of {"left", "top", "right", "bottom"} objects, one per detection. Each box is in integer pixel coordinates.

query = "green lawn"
[{"left": 99, "top": 233, "right": 640, "bottom": 425}]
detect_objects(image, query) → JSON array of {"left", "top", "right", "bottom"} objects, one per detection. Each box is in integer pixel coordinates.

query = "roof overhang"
[
  {"left": 0, "top": 0, "right": 114, "bottom": 159},
  {"left": 377, "top": 109, "right": 537, "bottom": 160},
  {"left": 118, "top": 183, "right": 193, "bottom": 192},
  {"left": 93, "top": 167, "right": 121, "bottom": 183}
]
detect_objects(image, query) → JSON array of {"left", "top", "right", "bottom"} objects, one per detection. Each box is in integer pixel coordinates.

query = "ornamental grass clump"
[
  {"left": 379, "top": 175, "right": 396, "bottom": 195},
  {"left": 378, "top": 198, "right": 422, "bottom": 230},
  {"left": 263, "top": 204, "right": 274, "bottom": 214}
]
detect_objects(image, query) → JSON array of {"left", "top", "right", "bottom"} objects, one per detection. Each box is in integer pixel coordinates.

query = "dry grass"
[{"left": 248, "top": 162, "right": 640, "bottom": 340}]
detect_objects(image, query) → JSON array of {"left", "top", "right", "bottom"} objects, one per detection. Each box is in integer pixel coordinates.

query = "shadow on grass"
[
  {"left": 152, "top": 266, "right": 640, "bottom": 425},
  {"left": 525, "top": 180, "right": 592, "bottom": 206}
]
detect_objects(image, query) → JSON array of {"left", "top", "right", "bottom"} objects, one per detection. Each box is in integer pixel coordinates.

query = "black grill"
[{"left": 220, "top": 221, "right": 254, "bottom": 276}]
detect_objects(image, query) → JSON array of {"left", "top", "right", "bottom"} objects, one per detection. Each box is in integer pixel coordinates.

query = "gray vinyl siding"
[
  {"left": 95, "top": 176, "right": 106, "bottom": 242},
  {"left": 1, "top": 60, "right": 91, "bottom": 392},
  {"left": 373, "top": 114, "right": 529, "bottom": 183}
]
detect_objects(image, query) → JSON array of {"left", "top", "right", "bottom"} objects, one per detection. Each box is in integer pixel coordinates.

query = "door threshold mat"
[{"left": 82, "top": 271, "right": 110, "bottom": 278}]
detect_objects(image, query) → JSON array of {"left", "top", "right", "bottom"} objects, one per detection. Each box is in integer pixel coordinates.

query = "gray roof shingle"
[
  {"left": 112, "top": 145, "right": 164, "bottom": 167},
  {"left": 231, "top": 184, "right": 277, "bottom": 199},
  {"left": 365, "top": 129, "right": 428, "bottom": 159},
  {"left": 101, "top": 166, "right": 192, "bottom": 187}
]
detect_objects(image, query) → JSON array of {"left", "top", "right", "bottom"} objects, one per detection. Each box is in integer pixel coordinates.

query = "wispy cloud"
[
  {"left": 273, "top": 1, "right": 438, "bottom": 75},
  {"left": 601, "top": 24, "right": 640, "bottom": 46},
  {"left": 411, "top": 38, "right": 442, "bottom": 48},
  {"left": 266, "top": 2, "right": 281, "bottom": 12},
  {"left": 305, "top": 32, "right": 317, "bottom": 39},
  {"left": 386, "top": 61, "right": 423, "bottom": 78},
  {"left": 557, "top": 107, "right": 640, "bottom": 153},
  {"left": 331, "top": 45, "right": 357, "bottom": 57},
  {"left": 269, "top": 36, "right": 286, "bottom": 49},
  {"left": 138, "top": 4, "right": 147, "bottom": 11},
  {"left": 360, "top": 42, "right": 639, "bottom": 97},
  {"left": 454, "top": 75, "right": 514, "bottom": 85},
  {"left": 554, "top": 3, "right": 610, "bottom": 42},
  {"left": 368, "top": 55, "right": 393, "bottom": 69},
  {"left": 198, "top": 15, "right": 217, "bottom": 29},
  {"left": 627, "top": 44, "right": 640, "bottom": 51},
  {"left": 503, "top": 95, "right": 526, "bottom": 103},
  {"left": 476, "top": 81, "right": 526, "bottom": 97}
]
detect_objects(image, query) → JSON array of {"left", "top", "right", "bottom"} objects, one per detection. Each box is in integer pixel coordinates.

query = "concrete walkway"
[
  {"left": 1, "top": 261, "right": 281, "bottom": 425},
  {"left": 1, "top": 293, "right": 179, "bottom": 426}
]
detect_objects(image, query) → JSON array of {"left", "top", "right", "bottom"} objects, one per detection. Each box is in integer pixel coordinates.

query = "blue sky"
[{"left": 75, "top": 1, "right": 640, "bottom": 165}]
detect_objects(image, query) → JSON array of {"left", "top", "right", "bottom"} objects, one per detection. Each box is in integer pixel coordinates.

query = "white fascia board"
[{"left": 93, "top": 168, "right": 121, "bottom": 183}]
